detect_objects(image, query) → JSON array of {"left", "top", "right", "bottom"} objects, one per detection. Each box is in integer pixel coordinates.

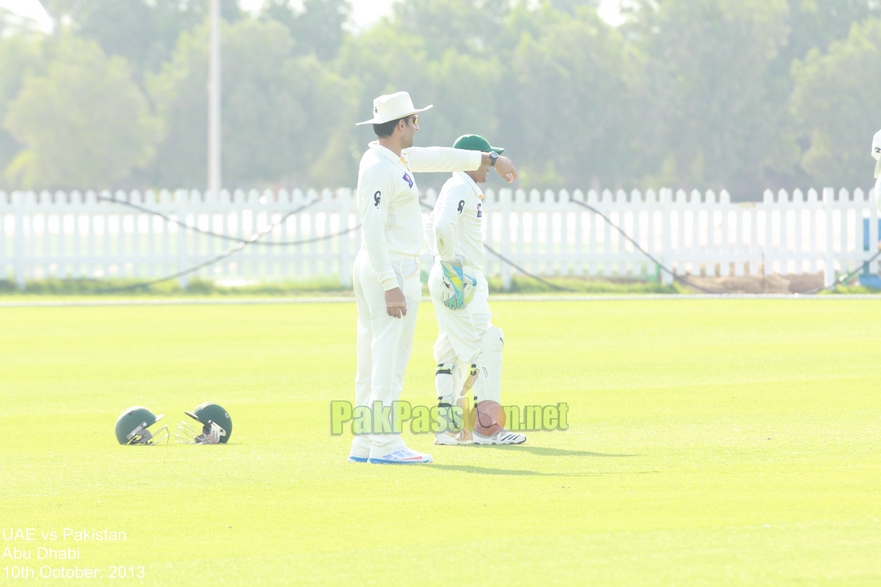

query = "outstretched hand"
[{"left": 494, "top": 156, "right": 518, "bottom": 183}]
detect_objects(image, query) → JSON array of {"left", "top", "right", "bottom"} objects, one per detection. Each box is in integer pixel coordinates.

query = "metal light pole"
[{"left": 207, "top": 0, "right": 221, "bottom": 194}]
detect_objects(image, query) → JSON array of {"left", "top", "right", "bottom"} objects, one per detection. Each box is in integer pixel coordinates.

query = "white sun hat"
[
  {"left": 356, "top": 91, "right": 433, "bottom": 126},
  {"left": 873, "top": 129, "right": 881, "bottom": 178}
]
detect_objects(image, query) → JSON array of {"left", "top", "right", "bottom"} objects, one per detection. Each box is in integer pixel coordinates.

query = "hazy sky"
[
  {"left": 3, "top": 0, "right": 623, "bottom": 34},
  {"left": 241, "top": 0, "right": 623, "bottom": 28},
  {"left": 237, "top": 0, "right": 397, "bottom": 29},
  {"left": 0, "top": 0, "right": 53, "bottom": 32},
  {"left": 2, "top": 0, "right": 401, "bottom": 31}
]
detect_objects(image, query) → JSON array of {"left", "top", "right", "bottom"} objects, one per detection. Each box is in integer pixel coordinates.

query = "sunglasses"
[{"left": 408, "top": 115, "right": 418, "bottom": 126}]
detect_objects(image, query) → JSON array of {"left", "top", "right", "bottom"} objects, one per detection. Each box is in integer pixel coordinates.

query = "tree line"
[{"left": 0, "top": 0, "right": 880, "bottom": 199}]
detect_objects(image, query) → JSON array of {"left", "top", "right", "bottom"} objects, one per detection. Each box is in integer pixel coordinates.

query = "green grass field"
[{"left": 2, "top": 299, "right": 880, "bottom": 586}]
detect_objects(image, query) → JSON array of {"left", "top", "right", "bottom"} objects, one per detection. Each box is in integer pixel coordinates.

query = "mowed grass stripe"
[{"left": 1, "top": 300, "right": 879, "bottom": 586}]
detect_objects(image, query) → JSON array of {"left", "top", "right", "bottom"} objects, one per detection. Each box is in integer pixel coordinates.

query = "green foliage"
[
  {"left": 147, "top": 19, "right": 355, "bottom": 189},
  {"left": 2, "top": 0, "right": 881, "bottom": 194},
  {"left": 791, "top": 18, "right": 881, "bottom": 188},
  {"left": 0, "top": 36, "right": 43, "bottom": 185},
  {"left": 260, "top": 0, "right": 352, "bottom": 60},
  {"left": 485, "top": 274, "right": 679, "bottom": 294},
  {"left": 0, "top": 277, "right": 349, "bottom": 296},
  {"left": 772, "top": 0, "right": 881, "bottom": 76},
  {"left": 0, "top": 274, "right": 687, "bottom": 297},
  {"left": 502, "top": 8, "right": 641, "bottom": 190},
  {"left": 42, "top": 0, "right": 242, "bottom": 77},
  {"left": 391, "top": 0, "right": 512, "bottom": 59},
  {"left": 2, "top": 34, "right": 160, "bottom": 190},
  {"left": 337, "top": 22, "right": 432, "bottom": 114},
  {"left": 625, "top": 0, "right": 791, "bottom": 197}
]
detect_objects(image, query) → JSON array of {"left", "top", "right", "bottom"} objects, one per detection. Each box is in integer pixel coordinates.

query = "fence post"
[
  {"left": 13, "top": 191, "right": 25, "bottom": 290},
  {"left": 500, "top": 188, "right": 512, "bottom": 290},
  {"left": 178, "top": 190, "right": 189, "bottom": 290},
  {"left": 823, "top": 187, "right": 834, "bottom": 288},
  {"left": 338, "top": 188, "right": 352, "bottom": 288},
  {"left": 871, "top": 187, "right": 880, "bottom": 276},
  {"left": 660, "top": 188, "right": 673, "bottom": 285}
]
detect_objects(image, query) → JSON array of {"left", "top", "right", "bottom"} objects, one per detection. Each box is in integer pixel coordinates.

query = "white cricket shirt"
[
  {"left": 357, "top": 142, "right": 481, "bottom": 290},
  {"left": 426, "top": 171, "right": 486, "bottom": 271}
]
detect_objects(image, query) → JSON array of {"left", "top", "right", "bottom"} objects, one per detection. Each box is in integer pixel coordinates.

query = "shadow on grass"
[
  {"left": 464, "top": 445, "right": 641, "bottom": 458},
  {"left": 431, "top": 464, "right": 550, "bottom": 476},
  {"left": 431, "top": 464, "right": 656, "bottom": 477}
]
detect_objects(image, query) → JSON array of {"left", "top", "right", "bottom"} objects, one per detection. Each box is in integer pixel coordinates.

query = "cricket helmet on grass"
[
  {"left": 176, "top": 402, "right": 232, "bottom": 444},
  {"left": 115, "top": 406, "right": 169, "bottom": 445}
]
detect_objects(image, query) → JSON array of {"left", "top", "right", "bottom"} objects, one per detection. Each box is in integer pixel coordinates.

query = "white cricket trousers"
[
  {"left": 351, "top": 248, "right": 422, "bottom": 457},
  {"left": 427, "top": 262, "right": 492, "bottom": 370}
]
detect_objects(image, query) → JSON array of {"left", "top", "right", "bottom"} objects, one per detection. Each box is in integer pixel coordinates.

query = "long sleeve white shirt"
[
  {"left": 357, "top": 142, "right": 481, "bottom": 290},
  {"left": 426, "top": 171, "right": 485, "bottom": 271}
]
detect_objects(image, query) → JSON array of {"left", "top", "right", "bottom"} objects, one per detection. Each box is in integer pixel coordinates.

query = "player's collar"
[
  {"left": 454, "top": 171, "right": 484, "bottom": 199},
  {"left": 369, "top": 141, "right": 410, "bottom": 170}
]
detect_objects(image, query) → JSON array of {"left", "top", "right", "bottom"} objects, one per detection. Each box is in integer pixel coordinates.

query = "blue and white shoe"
[
  {"left": 368, "top": 447, "right": 433, "bottom": 465},
  {"left": 347, "top": 454, "right": 369, "bottom": 463}
]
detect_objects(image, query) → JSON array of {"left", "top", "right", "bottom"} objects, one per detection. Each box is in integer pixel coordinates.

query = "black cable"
[
  {"left": 417, "top": 199, "right": 573, "bottom": 291},
  {"left": 94, "top": 198, "right": 321, "bottom": 293},
  {"left": 482, "top": 243, "right": 573, "bottom": 292},
  {"left": 96, "top": 196, "right": 361, "bottom": 246},
  {"left": 420, "top": 195, "right": 717, "bottom": 293},
  {"left": 569, "top": 199, "right": 723, "bottom": 294},
  {"left": 94, "top": 193, "right": 879, "bottom": 296},
  {"left": 801, "top": 248, "right": 881, "bottom": 295},
  {"left": 572, "top": 199, "right": 881, "bottom": 296}
]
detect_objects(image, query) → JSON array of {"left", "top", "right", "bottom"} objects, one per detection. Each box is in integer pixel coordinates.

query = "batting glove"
[{"left": 440, "top": 259, "right": 476, "bottom": 310}]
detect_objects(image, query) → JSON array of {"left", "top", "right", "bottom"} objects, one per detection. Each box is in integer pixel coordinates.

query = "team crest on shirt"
[
  {"left": 402, "top": 172, "right": 414, "bottom": 188},
  {"left": 477, "top": 203, "right": 483, "bottom": 218}
]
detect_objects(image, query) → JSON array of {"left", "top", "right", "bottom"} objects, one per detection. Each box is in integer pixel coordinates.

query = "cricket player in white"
[
  {"left": 348, "top": 94, "right": 518, "bottom": 464},
  {"left": 426, "top": 134, "right": 526, "bottom": 446}
]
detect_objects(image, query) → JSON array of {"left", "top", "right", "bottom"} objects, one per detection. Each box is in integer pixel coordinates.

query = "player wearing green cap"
[{"left": 426, "top": 134, "right": 527, "bottom": 447}]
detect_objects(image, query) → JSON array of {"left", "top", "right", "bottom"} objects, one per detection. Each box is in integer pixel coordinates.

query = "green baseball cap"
[{"left": 453, "top": 134, "right": 504, "bottom": 154}]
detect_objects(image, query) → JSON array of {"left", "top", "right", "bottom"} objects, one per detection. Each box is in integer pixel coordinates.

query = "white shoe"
[
  {"left": 368, "top": 446, "right": 433, "bottom": 464},
  {"left": 434, "top": 430, "right": 473, "bottom": 446},
  {"left": 472, "top": 430, "right": 526, "bottom": 445},
  {"left": 348, "top": 437, "right": 371, "bottom": 463}
]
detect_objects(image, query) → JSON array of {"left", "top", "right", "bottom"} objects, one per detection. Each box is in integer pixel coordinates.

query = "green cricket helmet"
[
  {"left": 115, "top": 406, "right": 169, "bottom": 445},
  {"left": 176, "top": 402, "right": 232, "bottom": 444}
]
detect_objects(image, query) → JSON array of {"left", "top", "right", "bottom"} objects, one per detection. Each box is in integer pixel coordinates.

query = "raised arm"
[
  {"left": 406, "top": 146, "right": 481, "bottom": 173},
  {"left": 406, "top": 147, "right": 518, "bottom": 183}
]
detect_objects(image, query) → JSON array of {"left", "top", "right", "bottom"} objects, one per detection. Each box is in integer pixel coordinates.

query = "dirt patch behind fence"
[{"left": 682, "top": 272, "right": 824, "bottom": 294}]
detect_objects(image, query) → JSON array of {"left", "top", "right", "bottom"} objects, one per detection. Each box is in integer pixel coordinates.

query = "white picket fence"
[{"left": 0, "top": 187, "right": 879, "bottom": 290}]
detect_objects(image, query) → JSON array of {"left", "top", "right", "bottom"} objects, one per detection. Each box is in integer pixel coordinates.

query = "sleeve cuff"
[
  {"left": 467, "top": 150, "right": 482, "bottom": 171},
  {"left": 381, "top": 276, "right": 399, "bottom": 291}
]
